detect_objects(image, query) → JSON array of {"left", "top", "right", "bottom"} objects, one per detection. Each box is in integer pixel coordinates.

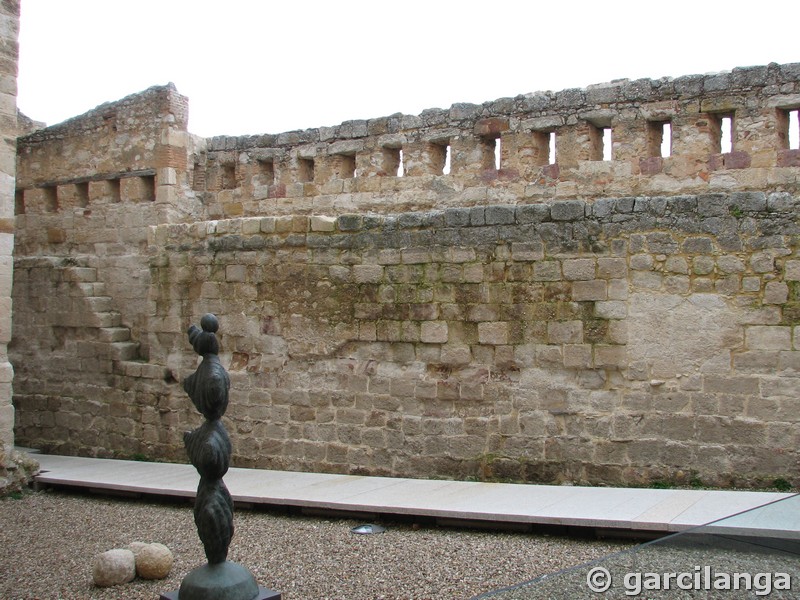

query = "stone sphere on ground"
[
  {"left": 92, "top": 548, "right": 136, "bottom": 587},
  {"left": 129, "top": 542, "right": 174, "bottom": 579},
  {"left": 127, "top": 541, "right": 148, "bottom": 556}
]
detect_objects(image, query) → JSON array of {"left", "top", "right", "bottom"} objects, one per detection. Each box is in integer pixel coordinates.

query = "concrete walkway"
[{"left": 29, "top": 452, "right": 800, "bottom": 538}]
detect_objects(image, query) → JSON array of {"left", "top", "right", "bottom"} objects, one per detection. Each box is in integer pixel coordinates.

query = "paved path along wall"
[{"left": 10, "top": 63, "right": 800, "bottom": 487}]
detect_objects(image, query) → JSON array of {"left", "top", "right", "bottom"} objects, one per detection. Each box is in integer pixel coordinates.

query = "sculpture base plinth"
[
  {"left": 160, "top": 590, "right": 279, "bottom": 600},
  {"left": 160, "top": 560, "right": 281, "bottom": 600}
]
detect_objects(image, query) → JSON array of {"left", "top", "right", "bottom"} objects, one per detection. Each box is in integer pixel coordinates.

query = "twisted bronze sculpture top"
[{"left": 184, "top": 313, "right": 230, "bottom": 422}]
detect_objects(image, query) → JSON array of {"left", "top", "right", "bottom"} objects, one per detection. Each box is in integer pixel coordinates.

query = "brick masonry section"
[{"left": 9, "top": 62, "right": 800, "bottom": 489}]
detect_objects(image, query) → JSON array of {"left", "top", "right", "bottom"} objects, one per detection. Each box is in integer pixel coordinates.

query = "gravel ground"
[
  {"left": 493, "top": 539, "right": 800, "bottom": 599},
  {"left": 0, "top": 489, "right": 630, "bottom": 600}
]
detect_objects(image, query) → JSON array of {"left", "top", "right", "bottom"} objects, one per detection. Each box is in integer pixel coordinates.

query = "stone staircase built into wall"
[{"left": 12, "top": 259, "right": 141, "bottom": 371}]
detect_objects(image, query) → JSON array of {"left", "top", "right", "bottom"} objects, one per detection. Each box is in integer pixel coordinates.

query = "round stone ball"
[
  {"left": 92, "top": 548, "right": 136, "bottom": 587},
  {"left": 200, "top": 313, "right": 219, "bottom": 333},
  {"left": 127, "top": 541, "right": 148, "bottom": 556},
  {"left": 133, "top": 542, "right": 174, "bottom": 580}
]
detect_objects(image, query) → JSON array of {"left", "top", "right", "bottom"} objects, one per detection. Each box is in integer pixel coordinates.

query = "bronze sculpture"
[
  {"left": 161, "top": 314, "right": 279, "bottom": 600},
  {"left": 183, "top": 314, "right": 234, "bottom": 565}
]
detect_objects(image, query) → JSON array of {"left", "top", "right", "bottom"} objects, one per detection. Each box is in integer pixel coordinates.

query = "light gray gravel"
[
  {"left": 0, "top": 489, "right": 630, "bottom": 600},
  {"left": 491, "top": 540, "right": 800, "bottom": 599}
]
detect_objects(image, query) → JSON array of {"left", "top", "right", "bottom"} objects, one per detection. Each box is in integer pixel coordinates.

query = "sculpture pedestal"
[
  {"left": 160, "top": 560, "right": 281, "bottom": 600},
  {"left": 160, "top": 590, "right": 280, "bottom": 600}
]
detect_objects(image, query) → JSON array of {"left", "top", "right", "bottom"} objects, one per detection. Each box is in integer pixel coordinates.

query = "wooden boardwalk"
[{"left": 30, "top": 452, "right": 800, "bottom": 538}]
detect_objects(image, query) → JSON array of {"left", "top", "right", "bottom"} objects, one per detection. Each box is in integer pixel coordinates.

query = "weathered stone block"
[
  {"left": 664, "top": 256, "right": 688, "bottom": 274},
  {"left": 352, "top": 264, "right": 383, "bottom": 283},
  {"left": 738, "top": 306, "right": 781, "bottom": 325},
  {"left": 593, "top": 345, "right": 627, "bottom": 369},
  {"left": 697, "top": 415, "right": 766, "bottom": 447},
  {"left": 746, "top": 326, "right": 792, "bottom": 350},
  {"left": 440, "top": 344, "right": 472, "bottom": 365},
  {"left": 594, "top": 301, "right": 627, "bottom": 320},
  {"left": 241, "top": 218, "right": 261, "bottom": 235},
  {"left": 467, "top": 304, "right": 499, "bottom": 322},
  {"left": 401, "top": 248, "right": 430, "bottom": 264},
  {"left": 703, "top": 375, "right": 760, "bottom": 395},
  {"left": 662, "top": 275, "right": 688, "bottom": 294},
  {"left": 547, "top": 321, "right": 583, "bottom": 344},
  {"left": 629, "top": 254, "right": 653, "bottom": 271},
  {"left": 572, "top": 280, "right": 607, "bottom": 301},
  {"left": 736, "top": 276, "right": 755, "bottom": 294},
  {"left": 606, "top": 279, "right": 629, "bottom": 301},
  {"left": 734, "top": 351, "right": 782, "bottom": 373},
  {"left": 750, "top": 252, "right": 775, "bottom": 273},
  {"left": 478, "top": 322, "right": 509, "bottom": 345},
  {"left": 510, "top": 242, "right": 544, "bottom": 262},
  {"left": 632, "top": 271, "right": 663, "bottom": 290},
  {"left": 551, "top": 200, "right": 585, "bottom": 221},
  {"left": 409, "top": 303, "right": 439, "bottom": 321},
  {"left": 473, "top": 117, "right": 509, "bottom": 137},
  {"left": 62, "top": 267, "right": 97, "bottom": 283},
  {"left": 690, "top": 256, "right": 714, "bottom": 275},
  {"left": 515, "top": 204, "right": 551, "bottom": 224},
  {"left": 533, "top": 261, "right": 561, "bottom": 281},
  {"left": 484, "top": 205, "right": 515, "bottom": 225},
  {"left": 421, "top": 321, "right": 448, "bottom": 344},
  {"left": 715, "top": 275, "right": 740, "bottom": 295},
  {"left": 785, "top": 260, "right": 800, "bottom": 281},
  {"left": 603, "top": 321, "right": 626, "bottom": 345},
  {"left": 763, "top": 282, "right": 789, "bottom": 304},
  {"left": 563, "top": 344, "right": 592, "bottom": 368},
  {"left": 562, "top": 259, "right": 595, "bottom": 281},
  {"left": 225, "top": 264, "right": 247, "bottom": 282},
  {"left": 595, "top": 258, "right": 626, "bottom": 279}
]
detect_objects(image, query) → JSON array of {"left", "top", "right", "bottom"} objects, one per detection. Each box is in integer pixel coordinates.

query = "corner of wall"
[{"left": 0, "top": 0, "right": 19, "bottom": 493}]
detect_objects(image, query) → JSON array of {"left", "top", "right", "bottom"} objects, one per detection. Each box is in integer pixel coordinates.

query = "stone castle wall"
[{"left": 10, "top": 62, "right": 800, "bottom": 487}]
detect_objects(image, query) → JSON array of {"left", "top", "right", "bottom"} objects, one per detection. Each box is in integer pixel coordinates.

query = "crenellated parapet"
[
  {"left": 196, "top": 63, "right": 800, "bottom": 218},
  {"left": 13, "top": 63, "right": 800, "bottom": 225},
  {"left": 15, "top": 83, "right": 195, "bottom": 223}
]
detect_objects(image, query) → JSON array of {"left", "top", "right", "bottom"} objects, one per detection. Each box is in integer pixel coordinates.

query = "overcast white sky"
[{"left": 16, "top": 0, "right": 799, "bottom": 139}]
